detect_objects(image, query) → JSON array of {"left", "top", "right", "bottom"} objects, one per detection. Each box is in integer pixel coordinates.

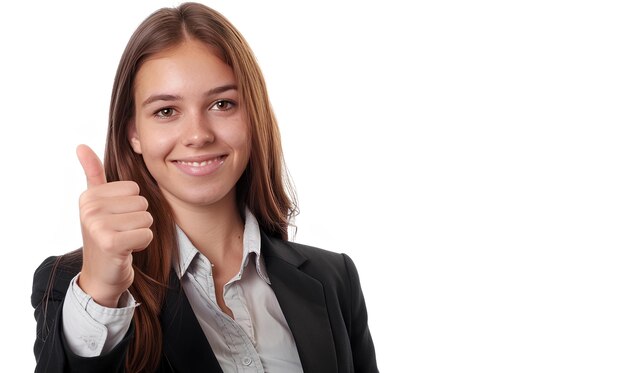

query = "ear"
[{"left": 127, "top": 119, "right": 143, "bottom": 154}]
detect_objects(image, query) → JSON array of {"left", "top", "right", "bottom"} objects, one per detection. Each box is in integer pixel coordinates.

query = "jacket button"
[{"left": 243, "top": 357, "right": 252, "bottom": 366}]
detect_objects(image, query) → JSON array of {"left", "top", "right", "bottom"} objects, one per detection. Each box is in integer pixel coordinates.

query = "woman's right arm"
[
  {"left": 32, "top": 255, "right": 136, "bottom": 373},
  {"left": 32, "top": 145, "right": 153, "bottom": 372},
  {"left": 75, "top": 144, "right": 153, "bottom": 308}
]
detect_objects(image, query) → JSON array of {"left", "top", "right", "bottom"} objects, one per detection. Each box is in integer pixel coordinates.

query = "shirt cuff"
[{"left": 62, "top": 273, "right": 138, "bottom": 357}]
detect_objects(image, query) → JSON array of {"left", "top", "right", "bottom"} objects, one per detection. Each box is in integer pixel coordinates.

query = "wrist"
[{"left": 77, "top": 273, "right": 125, "bottom": 308}]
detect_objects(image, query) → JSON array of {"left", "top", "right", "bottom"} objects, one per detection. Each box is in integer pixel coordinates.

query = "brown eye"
[
  {"left": 155, "top": 108, "right": 176, "bottom": 118},
  {"left": 210, "top": 100, "right": 235, "bottom": 111}
]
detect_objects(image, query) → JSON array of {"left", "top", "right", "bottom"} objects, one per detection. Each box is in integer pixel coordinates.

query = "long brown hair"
[{"left": 56, "top": 3, "right": 297, "bottom": 372}]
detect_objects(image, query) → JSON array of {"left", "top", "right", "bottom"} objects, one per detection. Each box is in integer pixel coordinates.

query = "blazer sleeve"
[
  {"left": 32, "top": 255, "right": 133, "bottom": 373},
  {"left": 342, "top": 254, "right": 379, "bottom": 373}
]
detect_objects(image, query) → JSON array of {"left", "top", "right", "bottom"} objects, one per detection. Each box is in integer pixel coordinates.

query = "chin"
[{"left": 163, "top": 186, "right": 237, "bottom": 208}]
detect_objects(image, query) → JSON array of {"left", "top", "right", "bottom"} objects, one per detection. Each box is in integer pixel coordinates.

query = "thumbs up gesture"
[{"left": 76, "top": 144, "right": 153, "bottom": 307}]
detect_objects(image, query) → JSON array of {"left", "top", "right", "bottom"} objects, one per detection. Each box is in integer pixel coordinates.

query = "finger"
[
  {"left": 101, "top": 211, "right": 153, "bottom": 232},
  {"left": 114, "top": 228, "right": 153, "bottom": 253},
  {"left": 80, "top": 181, "right": 141, "bottom": 202},
  {"left": 77, "top": 144, "right": 106, "bottom": 188},
  {"left": 83, "top": 195, "right": 149, "bottom": 215}
]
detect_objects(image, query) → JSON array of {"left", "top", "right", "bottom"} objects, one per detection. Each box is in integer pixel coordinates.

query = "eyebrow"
[{"left": 141, "top": 84, "right": 238, "bottom": 107}]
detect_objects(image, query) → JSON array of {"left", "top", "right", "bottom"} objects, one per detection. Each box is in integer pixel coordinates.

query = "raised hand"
[{"left": 76, "top": 144, "right": 153, "bottom": 307}]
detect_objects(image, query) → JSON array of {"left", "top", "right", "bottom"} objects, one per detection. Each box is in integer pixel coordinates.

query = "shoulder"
[
  {"left": 31, "top": 250, "right": 83, "bottom": 307},
  {"left": 261, "top": 233, "right": 358, "bottom": 284}
]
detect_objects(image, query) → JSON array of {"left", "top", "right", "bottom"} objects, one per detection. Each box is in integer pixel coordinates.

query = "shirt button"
[
  {"left": 83, "top": 337, "right": 97, "bottom": 350},
  {"left": 243, "top": 357, "right": 252, "bottom": 366}
]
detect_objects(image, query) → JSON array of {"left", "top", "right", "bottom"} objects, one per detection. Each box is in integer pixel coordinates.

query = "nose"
[{"left": 182, "top": 112, "right": 215, "bottom": 147}]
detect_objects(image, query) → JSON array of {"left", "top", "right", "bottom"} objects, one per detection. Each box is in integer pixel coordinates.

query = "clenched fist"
[{"left": 76, "top": 144, "right": 153, "bottom": 307}]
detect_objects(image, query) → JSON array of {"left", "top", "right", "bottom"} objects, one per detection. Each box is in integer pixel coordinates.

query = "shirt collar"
[{"left": 173, "top": 208, "right": 270, "bottom": 284}]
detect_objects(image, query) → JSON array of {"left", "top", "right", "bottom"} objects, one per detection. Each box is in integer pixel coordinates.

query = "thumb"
[{"left": 76, "top": 144, "right": 106, "bottom": 188}]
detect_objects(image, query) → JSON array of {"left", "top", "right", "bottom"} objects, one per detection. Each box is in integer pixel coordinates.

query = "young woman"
[{"left": 32, "top": 3, "right": 377, "bottom": 372}]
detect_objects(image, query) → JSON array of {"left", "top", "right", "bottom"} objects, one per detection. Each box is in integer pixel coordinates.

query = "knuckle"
[
  {"left": 143, "top": 211, "right": 154, "bottom": 226},
  {"left": 125, "top": 181, "right": 141, "bottom": 195},
  {"left": 87, "top": 219, "right": 107, "bottom": 239},
  {"left": 143, "top": 229, "right": 154, "bottom": 247},
  {"left": 139, "top": 196, "right": 149, "bottom": 210},
  {"left": 78, "top": 190, "right": 92, "bottom": 207},
  {"left": 80, "top": 201, "right": 101, "bottom": 219},
  {"left": 138, "top": 228, "right": 153, "bottom": 249}
]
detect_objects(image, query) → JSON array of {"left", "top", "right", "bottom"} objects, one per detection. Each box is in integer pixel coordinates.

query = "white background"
[{"left": 1, "top": 0, "right": 625, "bottom": 371}]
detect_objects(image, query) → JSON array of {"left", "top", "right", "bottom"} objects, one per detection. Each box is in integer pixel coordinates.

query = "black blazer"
[{"left": 32, "top": 232, "right": 378, "bottom": 372}]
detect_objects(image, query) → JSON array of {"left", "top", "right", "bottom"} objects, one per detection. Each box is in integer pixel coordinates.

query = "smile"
[
  {"left": 176, "top": 159, "right": 220, "bottom": 167},
  {"left": 173, "top": 155, "right": 226, "bottom": 176}
]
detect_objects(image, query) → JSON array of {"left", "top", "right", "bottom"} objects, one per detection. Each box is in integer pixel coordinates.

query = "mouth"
[
  {"left": 175, "top": 156, "right": 225, "bottom": 167},
  {"left": 173, "top": 155, "right": 227, "bottom": 176}
]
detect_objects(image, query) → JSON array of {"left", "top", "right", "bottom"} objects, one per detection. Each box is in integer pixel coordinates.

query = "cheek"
[
  {"left": 140, "top": 130, "right": 177, "bottom": 159},
  {"left": 231, "top": 124, "right": 251, "bottom": 159},
  {"left": 219, "top": 118, "right": 251, "bottom": 155}
]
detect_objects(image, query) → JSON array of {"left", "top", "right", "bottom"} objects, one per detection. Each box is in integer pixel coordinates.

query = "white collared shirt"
[
  {"left": 62, "top": 209, "right": 303, "bottom": 372},
  {"left": 176, "top": 209, "right": 303, "bottom": 372}
]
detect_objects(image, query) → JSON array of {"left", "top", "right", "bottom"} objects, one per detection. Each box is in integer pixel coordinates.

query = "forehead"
[{"left": 134, "top": 39, "right": 235, "bottom": 98}]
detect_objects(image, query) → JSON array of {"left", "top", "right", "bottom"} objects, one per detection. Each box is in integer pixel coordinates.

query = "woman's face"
[{"left": 129, "top": 38, "right": 250, "bottom": 212}]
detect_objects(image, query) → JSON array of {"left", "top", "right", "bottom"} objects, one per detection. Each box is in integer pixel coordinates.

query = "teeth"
[{"left": 178, "top": 158, "right": 219, "bottom": 167}]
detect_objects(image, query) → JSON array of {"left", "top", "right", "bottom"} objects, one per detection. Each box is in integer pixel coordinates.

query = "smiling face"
[{"left": 129, "top": 38, "right": 250, "bottom": 213}]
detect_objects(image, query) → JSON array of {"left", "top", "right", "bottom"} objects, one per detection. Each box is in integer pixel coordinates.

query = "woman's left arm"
[{"left": 342, "top": 254, "right": 379, "bottom": 373}]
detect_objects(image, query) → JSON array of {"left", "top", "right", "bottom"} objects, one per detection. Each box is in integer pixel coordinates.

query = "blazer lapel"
[
  {"left": 160, "top": 272, "right": 223, "bottom": 372},
  {"left": 261, "top": 233, "right": 338, "bottom": 373}
]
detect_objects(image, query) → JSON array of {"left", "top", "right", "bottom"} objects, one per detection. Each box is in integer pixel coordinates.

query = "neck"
[{"left": 169, "top": 190, "right": 244, "bottom": 265}]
